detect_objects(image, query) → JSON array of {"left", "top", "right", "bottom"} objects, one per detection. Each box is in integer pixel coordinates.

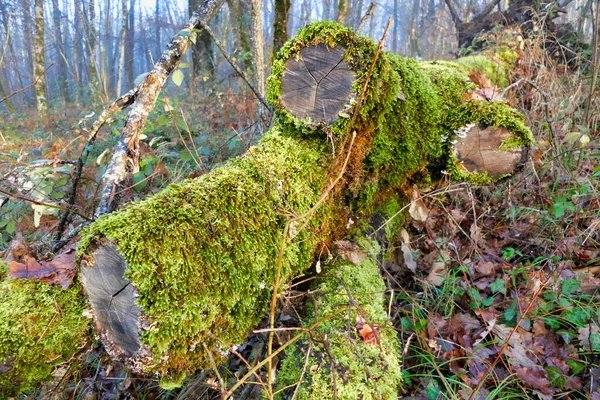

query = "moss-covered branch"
[{"left": 275, "top": 239, "right": 402, "bottom": 399}]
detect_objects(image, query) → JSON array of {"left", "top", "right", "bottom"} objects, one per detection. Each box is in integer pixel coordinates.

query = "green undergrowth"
[
  {"left": 275, "top": 239, "right": 402, "bottom": 399},
  {"left": 78, "top": 128, "right": 332, "bottom": 378},
  {"left": 0, "top": 265, "right": 90, "bottom": 397}
]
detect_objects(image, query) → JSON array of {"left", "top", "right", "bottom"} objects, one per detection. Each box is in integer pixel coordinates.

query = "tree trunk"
[
  {"left": 125, "top": 0, "right": 135, "bottom": 89},
  {"left": 189, "top": 0, "right": 214, "bottom": 79},
  {"left": 274, "top": 240, "right": 402, "bottom": 399},
  {"left": 227, "top": 0, "right": 253, "bottom": 72},
  {"left": 251, "top": 0, "right": 267, "bottom": 123},
  {"left": 51, "top": 0, "right": 70, "bottom": 104},
  {"left": 273, "top": 0, "right": 291, "bottom": 56},
  {"left": 78, "top": 22, "right": 532, "bottom": 382},
  {"left": 337, "top": 0, "right": 348, "bottom": 24},
  {"left": 33, "top": 0, "right": 47, "bottom": 114},
  {"left": 116, "top": 0, "right": 127, "bottom": 96}
]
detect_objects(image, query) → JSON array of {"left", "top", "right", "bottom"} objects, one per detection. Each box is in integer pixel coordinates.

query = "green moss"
[
  {"left": 455, "top": 54, "right": 512, "bottom": 87},
  {"left": 79, "top": 127, "right": 333, "bottom": 377},
  {"left": 420, "top": 60, "right": 476, "bottom": 116},
  {"left": 0, "top": 278, "right": 90, "bottom": 397},
  {"left": 275, "top": 239, "right": 402, "bottom": 399},
  {"left": 159, "top": 372, "right": 186, "bottom": 390}
]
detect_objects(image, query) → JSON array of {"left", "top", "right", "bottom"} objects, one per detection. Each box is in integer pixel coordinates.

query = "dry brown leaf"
[
  {"left": 334, "top": 240, "right": 367, "bottom": 266},
  {"left": 424, "top": 250, "right": 449, "bottom": 286},
  {"left": 474, "top": 261, "right": 497, "bottom": 278},
  {"left": 356, "top": 316, "right": 380, "bottom": 345},
  {"left": 469, "top": 70, "right": 493, "bottom": 88},
  {"left": 2, "top": 233, "right": 31, "bottom": 262},
  {"left": 514, "top": 366, "right": 554, "bottom": 396},
  {"left": 7, "top": 245, "right": 77, "bottom": 289},
  {"left": 401, "top": 244, "right": 417, "bottom": 272},
  {"left": 409, "top": 187, "right": 429, "bottom": 222}
]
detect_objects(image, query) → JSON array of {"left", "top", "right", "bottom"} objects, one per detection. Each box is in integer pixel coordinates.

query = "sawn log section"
[{"left": 78, "top": 22, "right": 533, "bottom": 380}]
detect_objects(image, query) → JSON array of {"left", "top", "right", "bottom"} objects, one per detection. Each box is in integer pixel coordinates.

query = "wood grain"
[
  {"left": 281, "top": 44, "right": 355, "bottom": 124},
  {"left": 80, "top": 243, "right": 141, "bottom": 356},
  {"left": 454, "top": 125, "right": 525, "bottom": 176}
]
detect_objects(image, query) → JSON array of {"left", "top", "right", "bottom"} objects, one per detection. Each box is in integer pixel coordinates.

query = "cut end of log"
[
  {"left": 80, "top": 243, "right": 144, "bottom": 361},
  {"left": 454, "top": 125, "right": 527, "bottom": 176},
  {"left": 280, "top": 43, "right": 356, "bottom": 125}
]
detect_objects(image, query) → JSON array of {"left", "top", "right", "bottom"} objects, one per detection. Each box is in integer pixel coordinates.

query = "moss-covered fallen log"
[
  {"left": 1, "top": 21, "right": 534, "bottom": 393},
  {"left": 275, "top": 239, "right": 402, "bottom": 399},
  {"left": 78, "top": 22, "right": 532, "bottom": 380}
]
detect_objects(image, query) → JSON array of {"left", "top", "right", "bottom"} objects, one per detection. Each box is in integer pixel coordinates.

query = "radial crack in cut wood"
[
  {"left": 454, "top": 125, "right": 525, "bottom": 176},
  {"left": 80, "top": 243, "right": 144, "bottom": 361},
  {"left": 281, "top": 43, "right": 355, "bottom": 125}
]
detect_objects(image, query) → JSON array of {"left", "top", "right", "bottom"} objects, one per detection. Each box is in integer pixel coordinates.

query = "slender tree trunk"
[
  {"left": 33, "top": 0, "right": 47, "bottom": 114},
  {"left": 154, "top": 0, "right": 160, "bottom": 60},
  {"left": 227, "top": 0, "right": 253, "bottom": 72},
  {"left": 189, "top": 0, "right": 214, "bottom": 80},
  {"left": 273, "top": 0, "right": 291, "bottom": 55},
  {"left": 392, "top": 0, "right": 399, "bottom": 52},
  {"left": 125, "top": 0, "right": 135, "bottom": 88},
  {"left": 73, "top": 0, "right": 84, "bottom": 96},
  {"left": 51, "top": 0, "right": 70, "bottom": 104},
  {"left": 116, "top": 0, "right": 127, "bottom": 96},
  {"left": 21, "top": 0, "right": 35, "bottom": 107},
  {"left": 337, "top": 0, "right": 348, "bottom": 24},
  {"left": 0, "top": 74, "right": 16, "bottom": 113},
  {"left": 0, "top": 5, "right": 16, "bottom": 112},
  {"left": 251, "top": 0, "right": 266, "bottom": 124}
]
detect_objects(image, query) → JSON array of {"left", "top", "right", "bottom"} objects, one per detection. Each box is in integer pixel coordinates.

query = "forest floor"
[{"left": 0, "top": 36, "right": 599, "bottom": 399}]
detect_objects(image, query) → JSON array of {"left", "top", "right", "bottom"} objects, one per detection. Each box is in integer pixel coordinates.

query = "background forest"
[{"left": 0, "top": 0, "right": 599, "bottom": 398}]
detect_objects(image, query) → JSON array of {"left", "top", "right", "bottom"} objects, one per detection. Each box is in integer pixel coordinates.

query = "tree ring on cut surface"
[
  {"left": 281, "top": 44, "right": 356, "bottom": 125},
  {"left": 454, "top": 125, "right": 525, "bottom": 176}
]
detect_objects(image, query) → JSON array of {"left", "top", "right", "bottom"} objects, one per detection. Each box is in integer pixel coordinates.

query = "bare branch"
[
  {"left": 476, "top": 0, "right": 503, "bottom": 19},
  {"left": 94, "top": 0, "right": 226, "bottom": 218},
  {"left": 199, "top": 21, "right": 271, "bottom": 110},
  {"left": 443, "top": 0, "right": 463, "bottom": 27},
  {"left": 357, "top": 1, "right": 376, "bottom": 32},
  {"left": 0, "top": 62, "right": 55, "bottom": 105}
]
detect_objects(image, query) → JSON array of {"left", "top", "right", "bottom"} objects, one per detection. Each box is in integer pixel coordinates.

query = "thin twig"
[
  {"left": 199, "top": 21, "right": 271, "bottom": 111},
  {"left": 0, "top": 62, "right": 55, "bottom": 105},
  {"left": 467, "top": 247, "right": 565, "bottom": 400},
  {"left": 0, "top": 187, "right": 91, "bottom": 221},
  {"left": 224, "top": 308, "right": 348, "bottom": 399}
]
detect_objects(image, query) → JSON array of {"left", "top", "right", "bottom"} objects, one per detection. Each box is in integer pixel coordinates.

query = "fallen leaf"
[
  {"left": 2, "top": 233, "right": 31, "bottom": 262},
  {"left": 7, "top": 245, "right": 77, "bottom": 289},
  {"left": 514, "top": 366, "right": 554, "bottom": 396},
  {"left": 335, "top": 240, "right": 367, "bottom": 266},
  {"left": 356, "top": 316, "right": 380, "bottom": 345},
  {"left": 424, "top": 251, "right": 449, "bottom": 286},
  {"left": 409, "top": 187, "right": 429, "bottom": 222},
  {"left": 469, "top": 70, "right": 493, "bottom": 88},
  {"left": 401, "top": 244, "right": 417, "bottom": 272}
]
